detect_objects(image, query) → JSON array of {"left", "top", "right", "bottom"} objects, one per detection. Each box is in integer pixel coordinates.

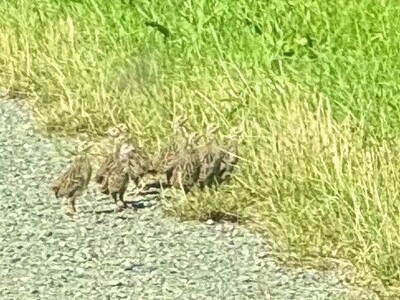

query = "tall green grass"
[{"left": 1, "top": 0, "right": 400, "bottom": 296}]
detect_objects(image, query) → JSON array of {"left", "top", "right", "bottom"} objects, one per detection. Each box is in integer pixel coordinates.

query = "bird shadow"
[
  {"left": 126, "top": 199, "right": 158, "bottom": 209},
  {"left": 90, "top": 181, "right": 167, "bottom": 215},
  {"left": 93, "top": 197, "right": 159, "bottom": 215}
]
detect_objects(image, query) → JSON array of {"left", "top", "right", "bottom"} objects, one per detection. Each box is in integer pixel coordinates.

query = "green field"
[{"left": 1, "top": 0, "right": 400, "bottom": 296}]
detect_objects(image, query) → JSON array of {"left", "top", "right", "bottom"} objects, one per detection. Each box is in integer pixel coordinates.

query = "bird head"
[{"left": 119, "top": 143, "right": 136, "bottom": 160}]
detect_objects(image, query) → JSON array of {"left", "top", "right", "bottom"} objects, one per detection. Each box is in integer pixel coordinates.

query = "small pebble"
[{"left": 206, "top": 219, "right": 214, "bottom": 225}]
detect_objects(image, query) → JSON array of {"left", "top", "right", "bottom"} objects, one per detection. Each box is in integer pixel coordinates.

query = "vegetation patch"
[{"left": 1, "top": 0, "right": 400, "bottom": 297}]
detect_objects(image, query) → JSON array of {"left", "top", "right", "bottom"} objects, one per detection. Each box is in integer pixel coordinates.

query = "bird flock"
[{"left": 50, "top": 119, "right": 240, "bottom": 216}]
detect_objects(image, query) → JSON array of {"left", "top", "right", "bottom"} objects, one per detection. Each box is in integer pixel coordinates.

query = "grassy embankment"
[{"left": 1, "top": 0, "right": 400, "bottom": 296}]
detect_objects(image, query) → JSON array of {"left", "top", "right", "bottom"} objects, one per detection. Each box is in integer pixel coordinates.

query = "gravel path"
[{"left": 0, "top": 99, "right": 379, "bottom": 300}]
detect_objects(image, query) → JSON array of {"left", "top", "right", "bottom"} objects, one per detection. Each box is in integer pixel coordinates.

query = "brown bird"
[
  {"left": 196, "top": 125, "right": 240, "bottom": 189},
  {"left": 96, "top": 142, "right": 138, "bottom": 211},
  {"left": 153, "top": 132, "right": 202, "bottom": 193},
  {"left": 94, "top": 123, "right": 130, "bottom": 189},
  {"left": 197, "top": 139, "right": 224, "bottom": 190},
  {"left": 94, "top": 152, "right": 114, "bottom": 192},
  {"left": 126, "top": 144, "right": 157, "bottom": 198},
  {"left": 99, "top": 122, "right": 154, "bottom": 195},
  {"left": 217, "top": 137, "right": 239, "bottom": 182},
  {"left": 168, "top": 151, "right": 201, "bottom": 193},
  {"left": 153, "top": 115, "right": 193, "bottom": 178},
  {"left": 51, "top": 154, "right": 92, "bottom": 215}
]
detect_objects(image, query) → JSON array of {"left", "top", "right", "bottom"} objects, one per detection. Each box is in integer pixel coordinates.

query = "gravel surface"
[{"left": 0, "top": 99, "right": 379, "bottom": 300}]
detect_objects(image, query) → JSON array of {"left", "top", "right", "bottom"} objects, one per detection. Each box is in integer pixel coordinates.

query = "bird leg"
[
  {"left": 111, "top": 192, "right": 122, "bottom": 212},
  {"left": 112, "top": 191, "right": 126, "bottom": 212},
  {"left": 129, "top": 177, "right": 149, "bottom": 199},
  {"left": 111, "top": 191, "right": 118, "bottom": 204},
  {"left": 177, "top": 171, "right": 187, "bottom": 194},
  {"left": 66, "top": 196, "right": 77, "bottom": 215},
  {"left": 117, "top": 190, "right": 127, "bottom": 210}
]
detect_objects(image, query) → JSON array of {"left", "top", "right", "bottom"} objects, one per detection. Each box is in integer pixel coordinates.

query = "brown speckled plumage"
[
  {"left": 96, "top": 142, "right": 139, "bottom": 211},
  {"left": 51, "top": 155, "right": 92, "bottom": 215}
]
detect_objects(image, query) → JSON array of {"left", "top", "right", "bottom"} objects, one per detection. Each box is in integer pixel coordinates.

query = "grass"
[{"left": 1, "top": 0, "right": 400, "bottom": 296}]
